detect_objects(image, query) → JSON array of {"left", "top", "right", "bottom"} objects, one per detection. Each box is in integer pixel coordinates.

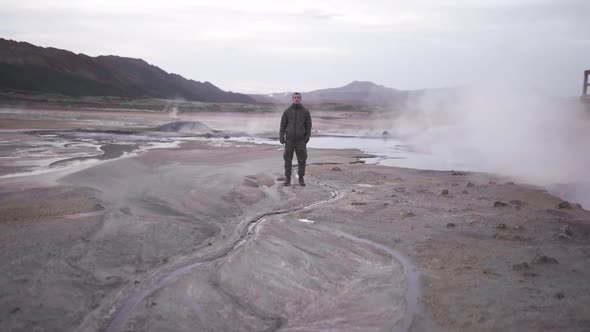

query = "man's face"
[{"left": 292, "top": 94, "right": 302, "bottom": 105}]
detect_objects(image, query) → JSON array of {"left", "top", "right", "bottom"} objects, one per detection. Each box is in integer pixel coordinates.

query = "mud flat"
[{"left": 0, "top": 111, "right": 589, "bottom": 331}]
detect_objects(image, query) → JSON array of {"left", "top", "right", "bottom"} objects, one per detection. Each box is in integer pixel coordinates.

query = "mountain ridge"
[
  {"left": 0, "top": 38, "right": 255, "bottom": 103},
  {"left": 249, "top": 80, "right": 410, "bottom": 105}
]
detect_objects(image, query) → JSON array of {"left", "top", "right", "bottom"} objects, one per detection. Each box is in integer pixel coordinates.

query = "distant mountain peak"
[
  {"left": 249, "top": 80, "right": 405, "bottom": 105},
  {"left": 345, "top": 81, "right": 379, "bottom": 88}
]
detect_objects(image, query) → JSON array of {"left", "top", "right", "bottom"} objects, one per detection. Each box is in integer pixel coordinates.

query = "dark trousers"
[{"left": 283, "top": 141, "right": 307, "bottom": 177}]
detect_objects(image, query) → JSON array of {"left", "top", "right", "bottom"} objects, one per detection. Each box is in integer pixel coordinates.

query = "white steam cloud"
[
  {"left": 390, "top": 83, "right": 590, "bottom": 208},
  {"left": 169, "top": 106, "right": 179, "bottom": 119}
]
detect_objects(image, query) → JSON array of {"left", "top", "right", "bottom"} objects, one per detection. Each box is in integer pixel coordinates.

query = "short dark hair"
[{"left": 292, "top": 92, "right": 301, "bottom": 98}]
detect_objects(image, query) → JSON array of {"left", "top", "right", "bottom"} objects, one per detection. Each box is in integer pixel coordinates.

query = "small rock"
[
  {"left": 462, "top": 190, "right": 469, "bottom": 194},
  {"left": 352, "top": 189, "right": 356, "bottom": 192},
  {"left": 522, "top": 272, "right": 539, "bottom": 277},
  {"left": 555, "top": 292, "right": 565, "bottom": 300},
  {"left": 494, "top": 201, "right": 508, "bottom": 207},
  {"left": 560, "top": 225, "right": 573, "bottom": 236},
  {"left": 223, "top": 135, "right": 230, "bottom": 139},
  {"left": 512, "top": 235, "right": 524, "bottom": 241},
  {"left": 481, "top": 268, "right": 499, "bottom": 276},
  {"left": 505, "top": 181, "right": 515, "bottom": 185},
  {"left": 496, "top": 223, "right": 507, "bottom": 230},
  {"left": 493, "top": 233, "right": 529, "bottom": 242},
  {"left": 351, "top": 202, "right": 366, "bottom": 206},
  {"left": 557, "top": 233, "right": 572, "bottom": 240},
  {"left": 512, "top": 262, "right": 529, "bottom": 271},
  {"left": 532, "top": 254, "right": 559, "bottom": 265},
  {"left": 134, "top": 280, "right": 140, "bottom": 285},
  {"left": 208, "top": 242, "right": 212, "bottom": 246},
  {"left": 509, "top": 200, "right": 524, "bottom": 206},
  {"left": 401, "top": 211, "right": 416, "bottom": 218},
  {"left": 382, "top": 130, "right": 389, "bottom": 136},
  {"left": 383, "top": 203, "right": 389, "bottom": 206},
  {"left": 151, "top": 301, "right": 157, "bottom": 306},
  {"left": 451, "top": 170, "right": 465, "bottom": 176},
  {"left": 204, "top": 133, "right": 214, "bottom": 139},
  {"left": 441, "top": 189, "right": 449, "bottom": 196},
  {"left": 331, "top": 166, "right": 342, "bottom": 171},
  {"left": 10, "top": 307, "right": 20, "bottom": 314},
  {"left": 557, "top": 201, "right": 572, "bottom": 209},
  {"left": 466, "top": 182, "right": 475, "bottom": 187},
  {"left": 451, "top": 183, "right": 459, "bottom": 186},
  {"left": 489, "top": 181, "right": 497, "bottom": 185},
  {"left": 446, "top": 223, "right": 456, "bottom": 228}
]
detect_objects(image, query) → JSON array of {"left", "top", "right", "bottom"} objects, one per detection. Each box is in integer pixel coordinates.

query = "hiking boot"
[
  {"left": 299, "top": 176, "right": 306, "bottom": 186},
  {"left": 283, "top": 176, "right": 291, "bottom": 186}
]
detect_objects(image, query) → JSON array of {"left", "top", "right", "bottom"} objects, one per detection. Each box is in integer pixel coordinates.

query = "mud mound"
[{"left": 156, "top": 121, "right": 214, "bottom": 134}]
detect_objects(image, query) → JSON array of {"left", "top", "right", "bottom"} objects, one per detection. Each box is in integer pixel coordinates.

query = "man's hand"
[{"left": 280, "top": 137, "right": 285, "bottom": 145}]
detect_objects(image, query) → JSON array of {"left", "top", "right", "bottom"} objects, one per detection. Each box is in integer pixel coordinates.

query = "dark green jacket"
[{"left": 280, "top": 104, "right": 312, "bottom": 143}]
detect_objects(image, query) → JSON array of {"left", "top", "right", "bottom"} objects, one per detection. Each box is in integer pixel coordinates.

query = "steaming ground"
[
  {"left": 390, "top": 88, "right": 590, "bottom": 209},
  {"left": 1, "top": 108, "right": 590, "bottom": 331}
]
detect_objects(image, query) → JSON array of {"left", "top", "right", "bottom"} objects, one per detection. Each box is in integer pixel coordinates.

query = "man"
[{"left": 279, "top": 92, "right": 312, "bottom": 186}]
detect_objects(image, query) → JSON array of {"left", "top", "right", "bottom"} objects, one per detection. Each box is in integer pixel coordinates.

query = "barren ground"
[{"left": 0, "top": 108, "right": 589, "bottom": 332}]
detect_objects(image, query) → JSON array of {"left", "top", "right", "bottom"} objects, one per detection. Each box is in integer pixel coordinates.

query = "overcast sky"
[{"left": 1, "top": 0, "right": 589, "bottom": 95}]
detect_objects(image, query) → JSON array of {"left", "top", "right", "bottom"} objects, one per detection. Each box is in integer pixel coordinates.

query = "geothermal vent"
[{"left": 156, "top": 121, "right": 214, "bottom": 134}]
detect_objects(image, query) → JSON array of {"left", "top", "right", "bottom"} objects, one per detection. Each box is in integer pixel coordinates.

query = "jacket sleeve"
[
  {"left": 279, "top": 111, "right": 287, "bottom": 143},
  {"left": 304, "top": 110, "right": 312, "bottom": 143}
]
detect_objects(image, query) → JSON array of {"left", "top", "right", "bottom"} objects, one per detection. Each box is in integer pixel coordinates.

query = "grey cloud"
[
  {"left": 300, "top": 8, "right": 338, "bottom": 21},
  {"left": 0, "top": 1, "right": 588, "bottom": 95}
]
